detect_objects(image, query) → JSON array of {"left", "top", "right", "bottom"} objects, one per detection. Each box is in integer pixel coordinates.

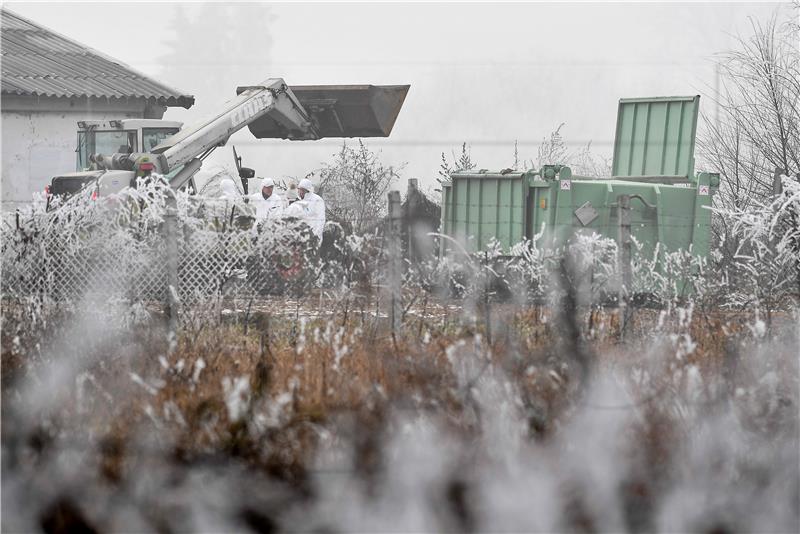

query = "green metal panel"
[
  {"left": 552, "top": 170, "right": 576, "bottom": 244},
  {"left": 440, "top": 172, "right": 528, "bottom": 253},
  {"left": 612, "top": 96, "right": 699, "bottom": 179},
  {"left": 535, "top": 178, "right": 708, "bottom": 257},
  {"left": 527, "top": 181, "right": 552, "bottom": 242},
  {"left": 689, "top": 172, "right": 715, "bottom": 255}
]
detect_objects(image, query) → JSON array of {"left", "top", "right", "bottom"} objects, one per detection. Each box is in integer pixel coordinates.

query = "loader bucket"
[{"left": 246, "top": 84, "right": 409, "bottom": 140}]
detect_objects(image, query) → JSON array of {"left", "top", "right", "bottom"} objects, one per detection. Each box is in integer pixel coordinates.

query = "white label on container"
[
  {"left": 560, "top": 180, "right": 571, "bottom": 191},
  {"left": 698, "top": 185, "right": 709, "bottom": 196}
]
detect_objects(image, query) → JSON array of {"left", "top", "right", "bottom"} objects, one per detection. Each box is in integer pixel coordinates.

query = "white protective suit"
[
  {"left": 218, "top": 178, "right": 239, "bottom": 200},
  {"left": 250, "top": 178, "right": 284, "bottom": 221},
  {"left": 301, "top": 191, "right": 326, "bottom": 239},
  {"left": 213, "top": 177, "right": 253, "bottom": 222},
  {"left": 288, "top": 179, "right": 325, "bottom": 240},
  {"left": 251, "top": 191, "right": 284, "bottom": 221}
]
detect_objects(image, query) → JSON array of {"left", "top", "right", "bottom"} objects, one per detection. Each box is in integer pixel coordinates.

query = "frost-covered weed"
[{"left": 713, "top": 174, "right": 800, "bottom": 318}]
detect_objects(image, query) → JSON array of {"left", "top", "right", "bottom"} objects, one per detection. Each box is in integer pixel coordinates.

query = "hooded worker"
[
  {"left": 282, "top": 179, "right": 325, "bottom": 241},
  {"left": 296, "top": 178, "right": 326, "bottom": 240},
  {"left": 218, "top": 178, "right": 239, "bottom": 200},
  {"left": 212, "top": 176, "right": 254, "bottom": 226},
  {"left": 251, "top": 177, "right": 284, "bottom": 221}
]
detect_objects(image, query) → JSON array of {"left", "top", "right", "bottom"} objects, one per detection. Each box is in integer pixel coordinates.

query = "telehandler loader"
[{"left": 48, "top": 78, "right": 409, "bottom": 201}]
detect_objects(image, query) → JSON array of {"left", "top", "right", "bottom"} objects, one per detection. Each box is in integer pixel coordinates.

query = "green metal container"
[{"left": 440, "top": 95, "right": 720, "bottom": 259}]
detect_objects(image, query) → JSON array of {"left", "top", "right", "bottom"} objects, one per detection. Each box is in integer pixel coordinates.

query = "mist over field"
[
  {"left": 6, "top": 1, "right": 790, "bottom": 188},
  {"left": 2, "top": 2, "right": 800, "bottom": 533}
]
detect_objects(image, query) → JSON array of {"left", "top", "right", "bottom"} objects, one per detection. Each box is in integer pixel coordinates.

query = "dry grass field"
[{"left": 2, "top": 288, "right": 797, "bottom": 532}]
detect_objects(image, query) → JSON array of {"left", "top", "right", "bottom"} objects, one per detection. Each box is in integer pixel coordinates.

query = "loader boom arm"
[
  {"left": 96, "top": 77, "right": 409, "bottom": 190},
  {"left": 149, "top": 78, "right": 316, "bottom": 188}
]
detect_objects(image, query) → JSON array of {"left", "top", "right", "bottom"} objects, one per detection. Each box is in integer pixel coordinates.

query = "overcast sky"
[{"left": 7, "top": 1, "right": 792, "bottom": 191}]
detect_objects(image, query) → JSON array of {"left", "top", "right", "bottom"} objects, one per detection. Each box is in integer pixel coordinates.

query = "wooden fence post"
[
  {"left": 406, "top": 178, "right": 419, "bottom": 263},
  {"left": 387, "top": 190, "right": 403, "bottom": 337}
]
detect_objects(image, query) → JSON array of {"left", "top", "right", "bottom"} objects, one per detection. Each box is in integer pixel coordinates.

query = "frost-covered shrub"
[
  {"left": 431, "top": 230, "right": 719, "bottom": 309},
  {"left": 713, "top": 175, "right": 800, "bottom": 322},
  {"left": 317, "top": 222, "right": 385, "bottom": 293}
]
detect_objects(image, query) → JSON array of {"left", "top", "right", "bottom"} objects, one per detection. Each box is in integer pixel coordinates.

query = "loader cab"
[{"left": 76, "top": 119, "right": 182, "bottom": 171}]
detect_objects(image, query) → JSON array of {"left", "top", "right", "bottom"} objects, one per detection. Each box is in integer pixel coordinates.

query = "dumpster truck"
[
  {"left": 440, "top": 95, "right": 720, "bottom": 262},
  {"left": 48, "top": 78, "right": 409, "bottom": 200}
]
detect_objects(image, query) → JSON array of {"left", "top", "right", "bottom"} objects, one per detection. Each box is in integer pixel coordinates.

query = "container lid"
[{"left": 612, "top": 95, "right": 699, "bottom": 180}]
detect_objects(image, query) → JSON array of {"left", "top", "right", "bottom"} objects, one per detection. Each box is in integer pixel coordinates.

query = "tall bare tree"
[
  {"left": 699, "top": 13, "right": 799, "bottom": 210},
  {"left": 319, "top": 141, "right": 402, "bottom": 234},
  {"left": 698, "top": 10, "right": 799, "bottom": 276}
]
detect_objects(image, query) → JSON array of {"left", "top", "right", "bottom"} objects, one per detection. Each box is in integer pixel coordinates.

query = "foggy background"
[{"left": 7, "top": 1, "right": 790, "bottom": 190}]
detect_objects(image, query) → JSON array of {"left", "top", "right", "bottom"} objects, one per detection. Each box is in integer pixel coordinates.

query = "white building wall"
[{"left": 1, "top": 95, "right": 165, "bottom": 211}]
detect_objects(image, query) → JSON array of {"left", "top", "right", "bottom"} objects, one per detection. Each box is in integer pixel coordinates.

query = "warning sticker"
[
  {"left": 560, "top": 180, "right": 571, "bottom": 191},
  {"left": 698, "top": 185, "right": 709, "bottom": 196}
]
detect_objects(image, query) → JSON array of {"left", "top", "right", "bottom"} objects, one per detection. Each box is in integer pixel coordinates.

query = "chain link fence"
[
  {"left": 1, "top": 187, "right": 335, "bottom": 305},
  {"left": 7, "top": 179, "right": 776, "bottom": 314},
  {"left": 0, "top": 193, "right": 711, "bottom": 311}
]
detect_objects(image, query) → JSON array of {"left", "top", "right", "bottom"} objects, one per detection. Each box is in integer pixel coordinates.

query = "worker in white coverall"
[
  {"left": 251, "top": 177, "right": 283, "bottom": 221},
  {"left": 215, "top": 177, "right": 253, "bottom": 225},
  {"left": 283, "top": 178, "right": 326, "bottom": 240},
  {"left": 218, "top": 178, "right": 239, "bottom": 200}
]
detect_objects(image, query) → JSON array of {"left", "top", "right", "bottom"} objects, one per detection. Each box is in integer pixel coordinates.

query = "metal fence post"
[
  {"left": 165, "top": 192, "right": 180, "bottom": 354},
  {"left": 617, "top": 194, "right": 632, "bottom": 338},
  {"left": 387, "top": 190, "right": 403, "bottom": 337}
]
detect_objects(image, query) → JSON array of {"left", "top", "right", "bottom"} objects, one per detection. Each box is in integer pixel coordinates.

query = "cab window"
[
  {"left": 143, "top": 127, "right": 180, "bottom": 152},
  {"left": 77, "top": 130, "right": 137, "bottom": 170}
]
